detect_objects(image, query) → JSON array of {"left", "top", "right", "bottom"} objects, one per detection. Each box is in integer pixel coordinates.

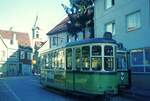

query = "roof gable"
[
  {"left": 0, "top": 29, "right": 31, "bottom": 47},
  {"left": 47, "top": 17, "right": 69, "bottom": 35}
]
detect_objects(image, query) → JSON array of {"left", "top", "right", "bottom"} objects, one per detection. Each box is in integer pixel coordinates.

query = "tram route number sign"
[{"left": 120, "top": 72, "right": 125, "bottom": 80}]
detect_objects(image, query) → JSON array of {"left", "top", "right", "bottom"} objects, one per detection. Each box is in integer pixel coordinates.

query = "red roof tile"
[{"left": 0, "top": 29, "right": 31, "bottom": 47}]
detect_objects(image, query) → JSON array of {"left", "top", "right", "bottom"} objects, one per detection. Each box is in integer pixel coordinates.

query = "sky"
[{"left": 0, "top": 0, "right": 70, "bottom": 39}]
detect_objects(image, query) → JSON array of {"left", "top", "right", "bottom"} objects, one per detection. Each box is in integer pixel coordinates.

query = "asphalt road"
[{"left": 0, "top": 76, "right": 135, "bottom": 101}]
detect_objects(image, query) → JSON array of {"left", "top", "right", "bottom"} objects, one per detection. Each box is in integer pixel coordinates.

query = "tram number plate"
[{"left": 120, "top": 72, "right": 124, "bottom": 80}]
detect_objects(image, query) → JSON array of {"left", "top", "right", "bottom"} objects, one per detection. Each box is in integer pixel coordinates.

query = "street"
[{"left": 0, "top": 76, "right": 135, "bottom": 101}]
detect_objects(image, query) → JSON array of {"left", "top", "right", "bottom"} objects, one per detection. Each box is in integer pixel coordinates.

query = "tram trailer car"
[
  {"left": 40, "top": 38, "right": 130, "bottom": 95},
  {"left": 117, "top": 48, "right": 131, "bottom": 89}
]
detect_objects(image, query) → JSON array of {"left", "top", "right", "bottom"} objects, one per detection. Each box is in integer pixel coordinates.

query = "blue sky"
[{"left": 0, "top": 0, "right": 69, "bottom": 36}]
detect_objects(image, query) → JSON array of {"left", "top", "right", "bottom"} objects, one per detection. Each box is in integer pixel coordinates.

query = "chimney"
[{"left": 12, "top": 32, "right": 16, "bottom": 44}]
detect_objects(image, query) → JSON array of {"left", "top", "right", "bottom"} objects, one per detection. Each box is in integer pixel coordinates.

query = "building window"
[
  {"left": 36, "top": 34, "right": 39, "bottom": 38},
  {"left": 131, "top": 49, "right": 144, "bottom": 65},
  {"left": 130, "top": 49, "right": 144, "bottom": 72},
  {"left": 127, "top": 11, "right": 141, "bottom": 31},
  {"left": 27, "top": 52, "right": 31, "bottom": 60},
  {"left": 53, "top": 37, "right": 57, "bottom": 46},
  {"left": 145, "top": 48, "right": 150, "bottom": 65},
  {"left": 0, "top": 51, "right": 5, "bottom": 61},
  {"left": 130, "top": 48, "right": 150, "bottom": 72},
  {"left": 105, "top": 0, "right": 115, "bottom": 9},
  {"left": 105, "top": 22, "right": 116, "bottom": 36},
  {"left": 20, "top": 51, "right": 25, "bottom": 59}
]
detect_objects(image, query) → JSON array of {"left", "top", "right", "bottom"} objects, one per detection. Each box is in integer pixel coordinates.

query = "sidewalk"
[{"left": 121, "top": 87, "right": 150, "bottom": 101}]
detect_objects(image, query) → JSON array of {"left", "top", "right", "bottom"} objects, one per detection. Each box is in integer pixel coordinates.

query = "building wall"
[
  {"left": 94, "top": 0, "right": 150, "bottom": 91},
  {"left": 0, "top": 37, "right": 7, "bottom": 76},
  {"left": 0, "top": 36, "right": 19, "bottom": 76},
  {"left": 94, "top": 0, "right": 150, "bottom": 49},
  {"left": 19, "top": 47, "right": 32, "bottom": 75},
  {"left": 49, "top": 32, "right": 67, "bottom": 48}
]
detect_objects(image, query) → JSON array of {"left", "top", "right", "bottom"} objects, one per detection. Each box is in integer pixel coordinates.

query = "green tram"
[{"left": 40, "top": 38, "right": 129, "bottom": 95}]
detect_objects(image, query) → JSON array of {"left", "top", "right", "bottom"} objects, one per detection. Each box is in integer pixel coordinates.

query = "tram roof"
[{"left": 66, "top": 38, "right": 116, "bottom": 47}]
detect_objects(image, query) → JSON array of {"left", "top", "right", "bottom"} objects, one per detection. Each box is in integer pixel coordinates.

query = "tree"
[{"left": 62, "top": 0, "right": 94, "bottom": 39}]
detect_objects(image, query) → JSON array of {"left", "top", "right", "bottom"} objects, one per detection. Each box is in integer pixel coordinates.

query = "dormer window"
[
  {"left": 10, "top": 39, "right": 13, "bottom": 45},
  {"left": 36, "top": 34, "right": 39, "bottom": 38}
]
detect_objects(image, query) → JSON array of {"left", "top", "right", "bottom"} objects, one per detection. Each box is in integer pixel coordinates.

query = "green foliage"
[{"left": 62, "top": 0, "right": 94, "bottom": 37}]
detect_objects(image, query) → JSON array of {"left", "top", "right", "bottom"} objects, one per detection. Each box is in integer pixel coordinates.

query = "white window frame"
[
  {"left": 20, "top": 51, "right": 25, "bottom": 59},
  {"left": 105, "top": 0, "right": 115, "bottom": 9},
  {"left": 105, "top": 21, "right": 116, "bottom": 36},
  {"left": 130, "top": 48, "right": 150, "bottom": 73},
  {"left": 27, "top": 52, "right": 31, "bottom": 60},
  {"left": 126, "top": 11, "right": 141, "bottom": 32}
]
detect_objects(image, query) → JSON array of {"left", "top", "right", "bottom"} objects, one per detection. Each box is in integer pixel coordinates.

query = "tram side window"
[
  {"left": 66, "top": 48, "right": 72, "bottom": 70},
  {"left": 105, "top": 46, "right": 113, "bottom": 56},
  {"left": 54, "top": 52, "right": 58, "bottom": 69},
  {"left": 92, "top": 46, "right": 101, "bottom": 56},
  {"left": 104, "top": 46, "right": 114, "bottom": 71},
  {"left": 45, "top": 54, "right": 49, "bottom": 69},
  {"left": 82, "top": 46, "right": 90, "bottom": 70},
  {"left": 48, "top": 53, "right": 52, "bottom": 69},
  {"left": 52, "top": 52, "right": 55, "bottom": 69},
  {"left": 58, "top": 51, "right": 64, "bottom": 70},
  {"left": 75, "top": 48, "right": 81, "bottom": 70},
  {"left": 91, "top": 46, "right": 102, "bottom": 70},
  {"left": 40, "top": 55, "right": 44, "bottom": 68}
]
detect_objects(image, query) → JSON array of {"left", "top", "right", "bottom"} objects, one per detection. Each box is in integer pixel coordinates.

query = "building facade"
[
  {"left": 0, "top": 29, "right": 32, "bottom": 76},
  {"left": 19, "top": 46, "right": 32, "bottom": 75},
  {"left": 94, "top": 0, "right": 150, "bottom": 49},
  {"left": 94, "top": 0, "right": 150, "bottom": 94},
  {"left": 0, "top": 35, "right": 8, "bottom": 76},
  {"left": 46, "top": 17, "right": 90, "bottom": 48}
]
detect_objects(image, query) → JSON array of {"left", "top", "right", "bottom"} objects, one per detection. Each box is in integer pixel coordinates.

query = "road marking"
[{"left": 3, "top": 81, "right": 22, "bottom": 101}]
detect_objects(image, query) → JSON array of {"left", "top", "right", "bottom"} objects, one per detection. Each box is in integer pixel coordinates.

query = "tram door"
[
  {"left": 65, "top": 48, "right": 75, "bottom": 91},
  {"left": 117, "top": 50, "right": 130, "bottom": 88}
]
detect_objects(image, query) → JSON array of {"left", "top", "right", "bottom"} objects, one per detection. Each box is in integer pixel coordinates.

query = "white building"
[
  {"left": 0, "top": 30, "right": 19, "bottom": 76},
  {"left": 0, "top": 29, "right": 32, "bottom": 76},
  {"left": 0, "top": 35, "right": 7, "bottom": 76}
]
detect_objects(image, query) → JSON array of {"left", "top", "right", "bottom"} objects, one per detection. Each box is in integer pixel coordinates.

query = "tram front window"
[
  {"left": 104, "top": 46, "right": 114, "bottom": 71},
  {"left": 91, "top": 46, "right": 102, "bottom": 70},
  {"left": 66, "top": 48, "right": 72, "bottom": 70},
  {"left": 82, "top": 46, "right": 90, "bottom": 70},
  {"left": 117, "top": 55, "right": 127, "bottom": 70}
]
